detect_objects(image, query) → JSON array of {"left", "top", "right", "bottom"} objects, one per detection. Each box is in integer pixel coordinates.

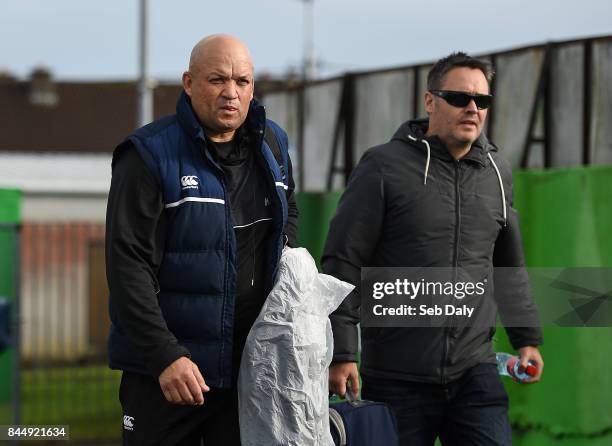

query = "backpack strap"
[{"left": 264, "top": 123, "right": 287, "bottom": 182}]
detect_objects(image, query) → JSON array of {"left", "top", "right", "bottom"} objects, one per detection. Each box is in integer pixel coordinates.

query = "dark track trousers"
[
  {"left": 119, "top": 372, "right": 241, "bottom": 446},
  {"left": 362, "top": 363, "right": 512, "bottom": 446}
]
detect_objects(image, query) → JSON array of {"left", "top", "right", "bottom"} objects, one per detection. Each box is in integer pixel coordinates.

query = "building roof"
[
  {"left": 0, "top": 75, "right": 182, "bottom": 152},
  {"left": 0, "top": 69, "right": 293, "bottom": 153}
]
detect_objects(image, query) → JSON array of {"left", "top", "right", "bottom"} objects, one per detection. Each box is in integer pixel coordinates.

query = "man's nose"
[
  {"left": 465, "top": 99, "right": 478, "bottom": 113},
  {"left": 222, "top": 81, "right": 238, "bottom": 99}
]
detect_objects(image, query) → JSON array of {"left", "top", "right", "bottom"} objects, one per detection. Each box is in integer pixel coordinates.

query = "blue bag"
[{"left": 329, "top": 390, "right": 400, "bottom": 446}]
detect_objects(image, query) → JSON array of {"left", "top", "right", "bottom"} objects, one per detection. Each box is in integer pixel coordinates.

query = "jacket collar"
[
  {"left": 396, "top": 118, "right": 491, "bottom": 167},
  {"left": 460, "top": 141, "right": 488, "bottom": 166},
  {"left": 176, "top": 90, "right": 267, "bottom": 142}
]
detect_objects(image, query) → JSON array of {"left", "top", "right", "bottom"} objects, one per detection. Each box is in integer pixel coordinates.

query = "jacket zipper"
[
  {"left": 453, "top": 162, "right": 462, "bottom": 271},
  {"left": 441, "top": 161, "right": 462, "bottom": 385},
  {"left": 202, "top": 143, "right": 231, "bottom": 387},
  {"left": 221, "top": 176, "right": 231, "bottom": 386}
]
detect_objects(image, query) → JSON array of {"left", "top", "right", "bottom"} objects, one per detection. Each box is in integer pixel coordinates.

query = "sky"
[{"left": 1, "top": 0, "right": 611, "bottom": 82}]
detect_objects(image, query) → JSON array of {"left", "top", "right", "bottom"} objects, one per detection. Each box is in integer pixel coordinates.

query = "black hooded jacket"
[{"left": 322, "top": 119, "right": 543, "bottom": 384}]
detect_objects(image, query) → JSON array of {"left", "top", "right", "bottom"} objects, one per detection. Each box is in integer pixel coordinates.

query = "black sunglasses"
[{"left": 429, "top": 90, "right": 493, "bottom": 110}]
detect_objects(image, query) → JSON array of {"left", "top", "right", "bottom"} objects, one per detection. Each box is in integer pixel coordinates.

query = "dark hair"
[{"left": 427, "top": 52, "right": 494, "bottom": 91}]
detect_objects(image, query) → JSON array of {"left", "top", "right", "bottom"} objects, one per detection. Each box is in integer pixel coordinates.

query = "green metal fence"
[
  {"left": 0, "top": 189, "right": 20, "bottom": 426},
  {"left": 497, "top": 166, "right": 612, "bottom": 445}
]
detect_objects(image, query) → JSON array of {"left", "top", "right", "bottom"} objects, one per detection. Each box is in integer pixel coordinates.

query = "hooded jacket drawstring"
[
  {"left": 487, "top": 152, "right": 507, "bottom": 226},
  {"left": 408, "top": 134, "right": 507, "bottom": 226},
  {"left": 422, "top": 140, "right": 431, "bottom": 185},
  {"left": 408, "top": 135, "right": 431, "bottom": 185}
]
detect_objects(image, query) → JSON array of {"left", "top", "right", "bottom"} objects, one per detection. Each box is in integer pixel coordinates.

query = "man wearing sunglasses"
[{"left": 324, "top": 52, "right": 543, "bottom": 445}]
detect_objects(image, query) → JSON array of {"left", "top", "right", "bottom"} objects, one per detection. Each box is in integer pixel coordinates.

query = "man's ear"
[
  {"left": 424, "top": 91, "right": 435, "bottom": 115},
  {"left": 182, "top": 71, "right": 193, "bottom": 96}
]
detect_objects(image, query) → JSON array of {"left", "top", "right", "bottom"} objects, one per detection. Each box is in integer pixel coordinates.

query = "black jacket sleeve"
[
  {"left": 492, "top": 161, "right": 544, "bottom": 350},
  {"left": 284, "top": 155, "right": 299, "bottom": 248},
  {"left": 106, "top": 144, "right": 190, "bottom": 377},
  {"left": 321, "top": 150, "right": 386, "bottom": 362}
]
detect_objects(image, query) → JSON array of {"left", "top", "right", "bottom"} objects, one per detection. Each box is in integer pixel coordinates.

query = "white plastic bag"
[{"left": 238, "top": 247, "right": 354, "bottom": 446}]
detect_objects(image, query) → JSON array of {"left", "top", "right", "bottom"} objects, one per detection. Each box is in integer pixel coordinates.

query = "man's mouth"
[
  {"left": 459, "top": 120, "right": 477, "bottom": 127},
  {"left": 221, "top": 105, "right": 238, "bottom": 112}
]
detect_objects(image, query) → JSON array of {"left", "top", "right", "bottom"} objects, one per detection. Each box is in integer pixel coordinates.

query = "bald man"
[{"left": 106, "top": 35, "right": 298, "bottom": 446}]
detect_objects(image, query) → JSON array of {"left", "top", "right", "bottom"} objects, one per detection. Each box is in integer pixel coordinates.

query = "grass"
[{"left": 16, "top": 364, "right": 122, "bottom": 442}]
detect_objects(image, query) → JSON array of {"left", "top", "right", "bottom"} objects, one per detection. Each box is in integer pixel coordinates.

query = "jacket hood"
[
  {"left": 392, "top": 118, "right": 498, "bottom": 160},
  {"left": 392, "top": 118, "right": 508, "bottom": 225}
]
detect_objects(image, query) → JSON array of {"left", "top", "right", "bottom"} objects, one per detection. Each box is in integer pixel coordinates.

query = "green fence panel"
[
  {"left": 0, "top": 189, "right": 21, "bottom": 423},
  {"left": 514, "top": 166, "right": 612, "bottom": 267},
  {"left": 494, "top": 166, "right": 612, "bottom": 443},
  {"left": 296, "top": 192, "right": 342, "bottom": 268}
]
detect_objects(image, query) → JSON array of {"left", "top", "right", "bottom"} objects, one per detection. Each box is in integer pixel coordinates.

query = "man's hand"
[
  {"left": 159, "top": 357, "right": 210, "bottom": 405},
  {"left": 329, "top": 361, "right": 360, "bottom": 397},
  {"left": 518, "top": 345, "right": 544, "bottom": 383}
]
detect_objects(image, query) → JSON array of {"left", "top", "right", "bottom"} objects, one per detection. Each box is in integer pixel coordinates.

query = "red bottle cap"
[
  {"left": 525, "top": 364, "right": 538, "bottom": 377},
  {"left": 506, "top": 357, "right": 517, "bottom": 375}
]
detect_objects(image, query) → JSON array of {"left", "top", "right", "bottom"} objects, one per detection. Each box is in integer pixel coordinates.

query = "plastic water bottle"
[{"left": 496, "top": 352, "right": 537, "bottom": 382}]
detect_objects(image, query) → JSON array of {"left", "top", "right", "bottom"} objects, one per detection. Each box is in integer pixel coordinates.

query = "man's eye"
[
  {"left": 210, "top": 78, "right": 224, "bottom": 84},
  {"left": 237, "top": 79, "right": 250, "bottom": 86}
]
